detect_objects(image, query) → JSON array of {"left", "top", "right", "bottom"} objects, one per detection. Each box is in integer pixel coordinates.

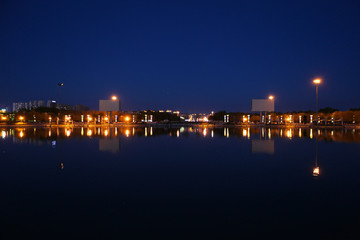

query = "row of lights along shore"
[{"left": 8, "top": 78, "right": 324, "bottom": 124}]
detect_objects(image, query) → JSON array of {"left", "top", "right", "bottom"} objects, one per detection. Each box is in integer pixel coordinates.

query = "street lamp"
[
  {"left": 268, "top": 95, "right": 274, "bottom": 124},
  {"left": 111, "top": 95, "right": 117, "bottom": 100},
  {"left": 58, "top": 83, "right": 64, "bottom": 109},
  {"left": 58, "top": 83, "right": 64, "bottom": 125},
  {"left": 313, "top": 78, "right": 321, "bottom": 123}
]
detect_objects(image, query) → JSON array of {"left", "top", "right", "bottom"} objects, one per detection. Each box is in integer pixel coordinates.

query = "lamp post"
[
  {"left": 58, "top": 83, "right": 63, "bottom": 125},
  {"left": 58, "top": 83, "right": 64, "bottom": 110},
  {"left": 268, "top": 95, "right": 274, "bottom": 124},
  {"left": 313, "top": 79, "right": 321, "bottom": 123}
]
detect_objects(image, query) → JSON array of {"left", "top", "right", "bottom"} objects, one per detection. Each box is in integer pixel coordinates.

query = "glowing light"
[
  {"left": 150, "top": 127, "right": 153, "bottom": 136},
  {"left": 19, "top": 116, "right": 24, "bottom": 121},
  {"left": 242, "top": 129, "right": 247, "bottom": 137},
  {"left": 48, "top": 129, "right": 52, "bottom": 137},
  {"left": 125, "top": 116, "right": 130, "bottom": 122},
  {"left": 111, "top": 96, "right": 117, "bottom": 100},
  {"left": 81, "top": 127, "right": 84, "bottom": 136},
  {"left": 286, "top": 129, "right": 292, "bottom": 139},
  {"left": 313, "top": 167, "right": 320, "bottom": 176},
  {"left": 104, "top": 117, "right": 109, "bottom": 121},
  {"left": 211, "top": 130, "right": 214, "bottom": 138},
  {"left": 176, "top": 130, "right": 180, "bottom": 138},
  {"left": 268, "top": 95, "right": 274, "bottom": 100},
  {"left": 145, "top": 127, "right": 147, "bottom": 137},
  {"left": 65, "top": 129, "right": 71, "bottom": 137},
  {"left": 104, "top": 129, "right": 109, "bottom": 137},
  {"left": 313, "top": 78, "right": 321, "bottom": 84},
  {"left": 87, "top": 129, "right": 92, "bottom": 136},
  {"left": 19, "top": 130, "right": 24, "bottom": 138},
  {"left": 299, "top": 128, "right": 302, "bottom": 138},
  {"left": 203, "top": 128, "right": 207, "bottom": 137},
  {"left": 310, "top": 129, "right": 313, "bottom": 139},
  {"left": 1, "top": 116, "right": 7, "bottom": 120},
  {"left": 2, "top": 130, "right": 6, "bottom": 139},
  {"left": 125, "top": 129, "right": 130, "bottom": 137}
]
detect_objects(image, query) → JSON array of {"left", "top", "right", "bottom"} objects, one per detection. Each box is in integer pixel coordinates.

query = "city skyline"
[{"left": 1, "top": 0, "right": 360, "bottom": 112}]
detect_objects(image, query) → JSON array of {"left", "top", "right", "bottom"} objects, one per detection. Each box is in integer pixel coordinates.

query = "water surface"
[{"left": 1, "top": 127, "right": 359, "bottom": 239}]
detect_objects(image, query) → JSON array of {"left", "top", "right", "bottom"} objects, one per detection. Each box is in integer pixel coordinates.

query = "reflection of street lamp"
[
  {"left": 313, "top": 79, "right": 321, "bottom": 120},
  {"left": 313, "top": 131, "right": 320, "bottom": 177},
  {"left": 313, "top": 166, "right": 320, "bottom": 176}
]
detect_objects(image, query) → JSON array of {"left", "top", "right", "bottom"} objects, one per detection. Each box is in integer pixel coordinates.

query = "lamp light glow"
[{"left": 313, "top": 79, "right": 321, "bottom": 84}]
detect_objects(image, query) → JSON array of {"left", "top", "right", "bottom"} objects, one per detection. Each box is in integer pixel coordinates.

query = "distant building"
[
  {"left": 29, "top": 100, "right": 44, "bottom": 109},
  {"left": 13, "top": 102, "right": 27, "bottom": 112},
  {"left": 13, "top": 100, "right": 45, "bottom": 112},
  {"left": 99, "top": 99, "right": 121, "bottom": 112},
  {"left": 0, "top": 107, "right": 8, "bottom": 113},
  {"left": 47, "top": 100, "right": 57, "bottom": 108},
  {"left": 75, "top": 104, "right": 89, "bottom": 112}
]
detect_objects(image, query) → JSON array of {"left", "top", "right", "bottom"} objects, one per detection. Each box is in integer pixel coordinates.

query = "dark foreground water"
[{"left": 0, "top": 126, "right": 360, "bottom": 239}]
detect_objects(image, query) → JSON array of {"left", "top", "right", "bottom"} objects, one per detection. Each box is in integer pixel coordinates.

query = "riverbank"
[{"left": 1, "top": 122, "right": 360, "bottom": 129}]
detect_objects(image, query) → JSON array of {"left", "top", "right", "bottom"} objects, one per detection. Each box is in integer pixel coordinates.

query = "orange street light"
[
  {"left": 125, "top": 116, "right": 130, "bottom": 122},
  {"left": 313, "top": 78, "right": 321, "bottom": 85},
  {"left": 268, "top": 95, "right": 274, "bottom": 100},
  {"left": 313, "top": 78, "right": 322, "bottom": 116},
  {"left": 111, "top": 96, "right": 117, "bottom": 100}
]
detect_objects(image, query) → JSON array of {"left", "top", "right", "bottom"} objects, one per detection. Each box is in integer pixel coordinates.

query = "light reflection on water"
[
  {"left": 1, "top": 126, "right": 359, "bottom": 143},
  {"left": 1, "top": 126, "right": 360, "bottom": 238}
]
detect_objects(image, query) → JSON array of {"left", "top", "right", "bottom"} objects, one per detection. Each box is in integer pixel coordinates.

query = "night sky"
[{"left": 1, "top": 0, "right": 359, "bottom": 112}]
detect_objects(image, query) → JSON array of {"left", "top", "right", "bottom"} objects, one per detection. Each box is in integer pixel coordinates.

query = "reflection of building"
[
  {"left": 251, "top": 140, "right": 274, "bottom": 154},
  {"left": 99, "top": 138, "right": 121, "bottom": 153}
]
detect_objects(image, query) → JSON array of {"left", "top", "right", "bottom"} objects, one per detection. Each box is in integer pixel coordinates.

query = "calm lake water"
[{"left": 1, "top": 126, "right": 360, "bottom": 239}]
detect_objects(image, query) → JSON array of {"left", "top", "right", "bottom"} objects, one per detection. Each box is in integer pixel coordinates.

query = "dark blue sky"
[{"left": 1, "top": 0, "right": 359, "bottom": 112}]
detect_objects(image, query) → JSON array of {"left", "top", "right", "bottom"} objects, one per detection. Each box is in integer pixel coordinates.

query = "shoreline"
[{"left": 1, "top": 122, "right": 360, "bottom": 129}]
